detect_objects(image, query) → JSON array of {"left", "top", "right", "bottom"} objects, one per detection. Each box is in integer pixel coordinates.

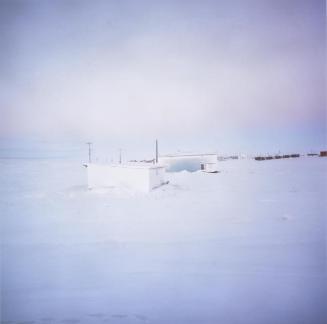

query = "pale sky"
[{"left": 0, "top": 0, "right": 326, "bottom": 154}]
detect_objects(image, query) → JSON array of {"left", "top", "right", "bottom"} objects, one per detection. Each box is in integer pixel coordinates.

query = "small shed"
[
  {"left": 86, "top": 163, "right": 166, "bottom": 192},
  {"left": 201, "top": 162, "right": 219, "bottom": 173}
]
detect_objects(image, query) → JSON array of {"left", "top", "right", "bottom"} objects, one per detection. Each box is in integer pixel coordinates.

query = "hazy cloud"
[{"left": 0, "top": 0, "right": 325, "bottom": 152}]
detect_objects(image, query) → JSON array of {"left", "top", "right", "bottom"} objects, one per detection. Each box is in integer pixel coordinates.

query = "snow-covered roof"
[
  {"left": 86, "top": 163, "right": 165, "bottom": 170},
  {"left": 160, "top": 153, "right": 217, "bottom": 158}
]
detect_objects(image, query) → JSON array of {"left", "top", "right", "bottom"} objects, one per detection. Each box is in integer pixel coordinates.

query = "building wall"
[
  {"left": 149, "top": 166, "right": 166, "bottom": 189},
  {"left": 87, "top": 164, "right": 165, "bottom": 192},
  {"left": 159, "top": 154, "right": 217, "bottom": 172},
  {"left": 203, "top": 163, "right": 218, "bottom": 173}
]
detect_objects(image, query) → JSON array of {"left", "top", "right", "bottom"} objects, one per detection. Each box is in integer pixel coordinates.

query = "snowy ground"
[{"left": 1, "top": 156, "right": 326, "bottom": 324}]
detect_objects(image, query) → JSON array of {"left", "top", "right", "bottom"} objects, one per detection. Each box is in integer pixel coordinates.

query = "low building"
[
  {"left": 86, "top": 163, "right": 166, "bottom": 192},
  {"left": 320, "top": 151, "right": 327, "bottom": 157},
  {"left": 159, "top": 153, "right": 218, "bottom": 172}
]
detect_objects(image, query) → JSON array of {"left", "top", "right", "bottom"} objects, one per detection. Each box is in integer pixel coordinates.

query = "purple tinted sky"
[{"left": 0, "top": 0, "right": 325, "bottom": 154}]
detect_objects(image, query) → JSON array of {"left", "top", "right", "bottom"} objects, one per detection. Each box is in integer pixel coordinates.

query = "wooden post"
[
  {"left": 155, "top": 139, "right": 158, "bottom": 164},
  {"left": 86, "top": 142, "right": 92, "bottom": 163}
]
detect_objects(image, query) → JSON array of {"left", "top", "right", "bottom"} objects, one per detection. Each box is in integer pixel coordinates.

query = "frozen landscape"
[
  {"left": 1, "top": 0, "right": 325, "bottom": 323},
  {"left": 1, "top": 155, "right": 326, "bottom": 324}
]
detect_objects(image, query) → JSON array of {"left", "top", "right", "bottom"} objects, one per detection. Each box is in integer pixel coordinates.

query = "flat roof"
[
  {"left": 87, "top": 163, "right": 165, "bottom": 170},
  {"left": 159, "top": 153, "right": 217, "bottom": 158}
]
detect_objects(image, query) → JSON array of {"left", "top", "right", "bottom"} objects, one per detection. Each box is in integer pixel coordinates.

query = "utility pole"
[
  {"left": 119, "top": 148, "right": 122, "bottom": 164},
  {"left": 155, "top": 139, "right": 158, "bottom": 164},
  {"left": 86, "top": 142, "right": 92, "bottom": 163}
]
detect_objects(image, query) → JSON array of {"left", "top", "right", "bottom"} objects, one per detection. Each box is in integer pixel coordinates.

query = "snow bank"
[{"left": 0, "top": 157, "right": 326, "bottom": 324}]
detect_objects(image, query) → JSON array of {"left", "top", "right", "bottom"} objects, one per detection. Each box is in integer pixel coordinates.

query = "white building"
[
  {"left": 86, "top": 163, "right": 166, "bottom": 193},
  {"left": 158, "top": 153, "right": 218, "bottom": 172},
  {"left": 200, "top": 162, "right": 219, "bottom": 173}
]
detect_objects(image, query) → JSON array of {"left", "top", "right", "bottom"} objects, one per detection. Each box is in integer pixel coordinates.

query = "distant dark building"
[
  {"left": 320, "top": 151, "right": 327, "bottom": 157},
  {"left": 255, "top": 153, "right": 300, "bottom": 161}
]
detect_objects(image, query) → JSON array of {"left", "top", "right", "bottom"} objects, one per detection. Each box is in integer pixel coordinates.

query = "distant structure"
[
  {"left": 254, "top": 156, "right": 266, "bottom": 161},
  {"left": 159, "top": 153, "right": 218, "bottom": 172},
  {"left": 254, "top": 153, "right": 300, "bottom": 161},
  {"left": 320, "top": 151, "right": 327, "bottom": 157}
]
